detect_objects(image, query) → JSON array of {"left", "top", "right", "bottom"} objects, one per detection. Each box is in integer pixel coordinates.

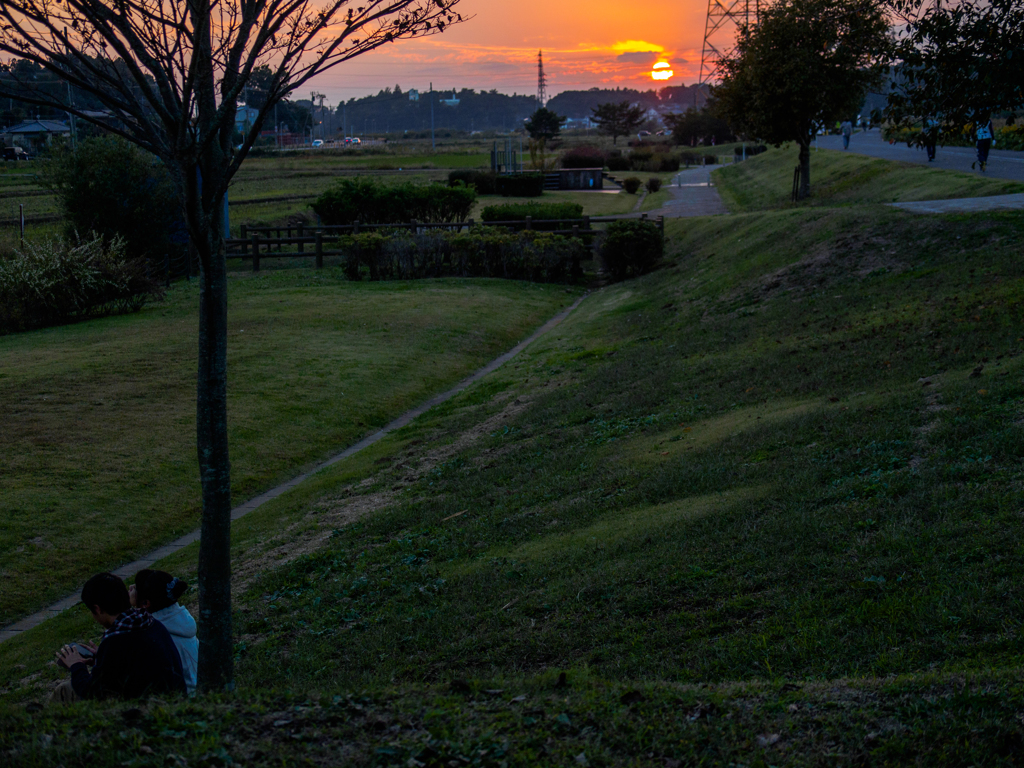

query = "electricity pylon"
[{"left": 698, "top": 0, "right": 759, "bottom": 87}]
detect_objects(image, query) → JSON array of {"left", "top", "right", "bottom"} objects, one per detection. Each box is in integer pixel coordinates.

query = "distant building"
[
  {"left": 440, "top": 91, "right": 460, "bottom": 107},
  {"left": 235, "top": 104, "right": 260, "bottom": 133},
  {"left": 408, "top": 89, "right": 419, "bottom": 102},
  {"left": 3, "top": 119, "right": 71, "bottom": 149}
]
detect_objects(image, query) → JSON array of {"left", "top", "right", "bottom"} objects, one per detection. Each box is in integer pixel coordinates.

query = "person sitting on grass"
[
  {"left": 52, "top": 572, "right": 186, "bottom": 703},
  {"left": 131, "top": 569, "right": 198, "bottom": 695}
]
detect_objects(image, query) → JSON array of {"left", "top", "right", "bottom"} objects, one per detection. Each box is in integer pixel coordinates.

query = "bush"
[
  {"left": 479, "top": 202, "right": 584, "bottom": 229},
  {"left": 646, "top": 177, "right": 663, "bottom": 193},
  {"left": 448, "top": 169, "right": 497, "bottom": 195},
  {"left": 606, "top": 155, "right": 631, "bottom": 171},
  {"left": 560, "top": 145, "right": 606, "bottom": 169},
  {"left": 679, "top": 152, "right": 701, "bottom": 167},
  {"left": 338, "top": 229, "right": 585, "bottom": 283},
  {"left": 0, "top": 233, "right": 162, "bottom": 334},
  {"left": 704, "top": 155, "right": 718, "bottom": 165},
  {"left": 38, "top": 136, "right": 183, "bottom": 263},
  {"left": 622, "top": 177, "right": 642, "bottom": 194},
  {"left": 601, "top": 220, "right": 663, "bottom": 281},
  {"left": 312, "top": 179, "right": 476, "bottom": 225},
  {"left": 495, "top": 173, "right": 545, "bottom": 197}
]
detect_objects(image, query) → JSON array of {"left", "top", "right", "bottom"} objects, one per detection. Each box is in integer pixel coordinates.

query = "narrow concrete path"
[
  {"left": 644, "top": 166, "right": 730, "bottom": 218},
  {"left": 889, "top": 193, "right": 1024, "bottom": 214},
  {"left": 815, "top": 131, "right": 1024, "bottom": 183},
  {"left": 0, "top": 293, "right": 588, "bottom": 645}
]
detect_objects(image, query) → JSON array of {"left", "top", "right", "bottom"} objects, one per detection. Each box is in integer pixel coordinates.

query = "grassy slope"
[
  {"left": 4, "top": 167, "right": 1024, "bottom": 765},
  {"left": 714, "top": 144, "right": 1024, "bottom": 212},
  {"left": 0, "top": 273, "right": 576, "bottom": 625}
]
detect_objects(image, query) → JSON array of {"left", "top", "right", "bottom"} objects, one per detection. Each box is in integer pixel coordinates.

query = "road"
[{"left": 815, "top": 131, "right": 1024, "bottom": 183}]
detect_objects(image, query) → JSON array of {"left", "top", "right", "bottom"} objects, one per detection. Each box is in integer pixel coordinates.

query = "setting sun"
[{"left": 651, "top": 61, "right": 674, "bottom": 80}]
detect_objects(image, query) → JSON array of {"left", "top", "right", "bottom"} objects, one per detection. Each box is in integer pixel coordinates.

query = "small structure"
[
  {"left": 408, "top": 89, "right": 420, "bottom": 102},
  {"left": 3, "top": 119, "right": 70, "bottom": 149},
  {"left": 235, "top": 104, "right": 260, "bottom": 133},
  {"left": 547, "top": 168, "right": 604, "bottom": 191},
  {"left": 439, "top": 90, "right": 460, "bottom": 107}
]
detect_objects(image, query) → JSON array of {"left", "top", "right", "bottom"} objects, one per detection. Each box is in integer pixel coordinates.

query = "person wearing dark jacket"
[{"left": 52, "top": 572, "right": 186, "bottom": 702}]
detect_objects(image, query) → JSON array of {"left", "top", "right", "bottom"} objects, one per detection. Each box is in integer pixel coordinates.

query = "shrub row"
[
  {"left": 560, "top": 145, "right": 607, "bottom": 169},
  {"left": 337, "top": 230, "right": 585, "bottom": 283},
  {"left": 495, "top": 173, "right": 545, "bottom": 197},
  {"left": 0, "top": 234, "right": 162, "bottom": 335},
  {"left": 479, "top": 201, "right": 584, "bottom": 228},
  {"left": 312, "top": 178, "right": 476, "bottom": 225}
]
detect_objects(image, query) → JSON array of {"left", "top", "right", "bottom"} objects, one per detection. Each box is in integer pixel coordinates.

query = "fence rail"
[{"left": 226, "top": 214, "right": 664, "bottom": 272}]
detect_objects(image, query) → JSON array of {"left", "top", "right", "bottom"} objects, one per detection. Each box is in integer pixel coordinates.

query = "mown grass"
[
  {"left": 715, "top": 144, "right": 1024, "bottom": 212},
  {"left": 3, "top": 159, "right": 1024, "bottom": 765},
  {"left": 0, "top": 273, "right": 577, "bottom": 626}
]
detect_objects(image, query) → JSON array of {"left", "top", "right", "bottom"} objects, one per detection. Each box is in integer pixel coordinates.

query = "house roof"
[{"left": 5, "top": 119, "right": 71, "bottom": 134}]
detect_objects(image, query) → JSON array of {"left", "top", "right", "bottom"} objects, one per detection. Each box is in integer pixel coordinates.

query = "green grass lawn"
[
  {"left": 714, "top": 144, "right": 1024, "bottom": 212},
  {"left": 4, "top": 151, "right": 1024, "bottom": 765},
  {"left": 0, "top": 272, "right": 577, "bottom": 627}
]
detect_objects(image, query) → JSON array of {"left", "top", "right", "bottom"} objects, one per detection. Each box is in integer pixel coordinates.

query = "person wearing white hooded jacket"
[{"left": 130, "top": 569, "right": 199, "bottom": 695}]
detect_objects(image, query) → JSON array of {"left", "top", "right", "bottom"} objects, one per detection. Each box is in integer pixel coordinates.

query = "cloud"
[{"left": 616, "top": 51, "right": 661, "bottom": 64}]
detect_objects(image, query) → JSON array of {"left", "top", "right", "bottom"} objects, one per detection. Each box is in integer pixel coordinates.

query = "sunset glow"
[
  {"left": 651, "top": 61, "right": 674, "bottom": 80},
  {"left": 307, "top": 0, "right": 724, "bottom": 100}
]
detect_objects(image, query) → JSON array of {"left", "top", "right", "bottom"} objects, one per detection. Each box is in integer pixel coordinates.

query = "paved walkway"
[
  {"left": 0, "top": 294, "right": 588, "bottom": 645},
  {"left": 815, "top": 131, "right": 1024, "bottom": 183},
  {"left": 628, "top": 166, "right": 730, "bottom": 220},
  {"left": 890, "top": 192, "right": 1024, "bottom": 214}
]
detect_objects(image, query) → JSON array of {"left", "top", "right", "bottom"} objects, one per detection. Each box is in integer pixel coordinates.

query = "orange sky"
[{"left": 308, "top": 0, "right": 726, "bottom": 102}]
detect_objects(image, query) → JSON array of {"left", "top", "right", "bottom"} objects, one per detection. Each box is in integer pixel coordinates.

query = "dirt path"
[
  {"left": 0, "top": 293, "right": 588, "bottom": 644},
  {"left": 642, "top": 166, "right": 730, "bottom": 218}
]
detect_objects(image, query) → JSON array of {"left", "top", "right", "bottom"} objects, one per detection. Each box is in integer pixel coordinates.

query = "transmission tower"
[
  {"left": 698, "top": 0, "right": 758, "bottom": 87},
  {"left": 537, "top": 50, "right": 547, "bottom": 107}
]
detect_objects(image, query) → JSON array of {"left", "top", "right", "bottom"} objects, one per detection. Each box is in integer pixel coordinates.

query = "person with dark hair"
[
  {"left": 52, "top": 572, "right": 186, "bottom": 703},
  {"left": 131, "top": 569, "right": 198, "bottom": 695}
]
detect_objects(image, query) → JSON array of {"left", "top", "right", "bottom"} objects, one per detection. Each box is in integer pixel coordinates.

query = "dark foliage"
[
  {"left": 479, "top": 201, "right": 585, "bottom": 229},
  {"left": 601, "top": 219, "right": 663, "bottom": 280},
  {"left": 524, "top": 108, "right": 566, "bottom": 141},
  {"left": 591, "top": 101, "right": 647, "bottom": 145},
  {"left": 447, "top": 169, "right": 497, "bottom": 195},
  {"left": 646, "top": 177, "right": 662, "bottom": 193},
  {"left": 886, "top": 0, "right": 1024, "bottom": 137},
  {"left": 622, "top": 177, "right": 643, "bottom": 194},
  {"left": 312, "top": 178, "right": 477, "bottom": 225},
  {"left": 0, "top": 234, "right": 163, "bottom": 334},
  {"left": 494, "top": 173, "right": 545, "bottom": 197},
  {"left": 560, "top": 145, "right": 607, "bottom": 169},
  {"left": 734, "top": 144, "right": 768, "bottom": 156},
  {"left": 38, "top": 136, "right": 183, "bottom": 263},
  {"left": 664, "top": 107, "right": 736, "bottom": 147},
  {"left": 339, "top": 230, "right": 585, "bottom": 283},
  {"left": 607, "top": 154, "right": 631, "bottom": 171}
]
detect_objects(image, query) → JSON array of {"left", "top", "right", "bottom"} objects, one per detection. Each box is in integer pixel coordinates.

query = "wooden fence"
[{"left": 227, "top": 215, "right": 665, "bottom": 272}]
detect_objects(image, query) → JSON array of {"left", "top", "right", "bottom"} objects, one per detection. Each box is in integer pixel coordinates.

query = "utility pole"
[
  {"left": 66, "top": 81, "right": 77, "bottom": 151},
  {"left": 430, "top": 82, "right": 435, "bottom": 151}
]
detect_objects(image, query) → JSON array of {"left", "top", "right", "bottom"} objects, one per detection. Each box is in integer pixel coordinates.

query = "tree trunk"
[
  {"left": 195, "top": 191, "right": 234, "bottom": 692},
  {"left": 798, "top": 139, "right": 811, "bottom": 200},
  {"left": 191, "top": 0, "right": 234, "bottom": 693}
]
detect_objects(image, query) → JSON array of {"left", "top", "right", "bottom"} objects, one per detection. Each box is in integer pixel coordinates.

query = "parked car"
[
  {"left": 2, "top": 146, "right": 30, "bottom": 161},
  {"left": 351, "top": 137, "right": 362, "bottom": 145},
  {"left": 637, "top": 130, "right": 652, "bottom": 140},
  {"left": 311, "top": 139, "right": 324, "bottom": 148}
]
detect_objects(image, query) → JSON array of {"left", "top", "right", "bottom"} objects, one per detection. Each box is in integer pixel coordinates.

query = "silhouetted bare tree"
[{"left": 0, "top": 0, "right": 462, "bottom": 692}]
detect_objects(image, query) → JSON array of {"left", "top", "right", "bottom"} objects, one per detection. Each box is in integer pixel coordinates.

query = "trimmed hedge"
[
  {"left": 646, "top": 177, "right": 662, "bottom": 193},
  {"left": 0, "top": 234, "right": 162, "bottom": 334},
  {"left": 479, "top": 202, "right": 584, "bottom": 230},
  {"left": 495, "top": 173, "right": 545, "bottom": 197},
  {"left": 338, "top": 230, "right": 585, "bottom": 283},
  {"left": 601, "top": 219, "right": 663, "bottom": 281},
  {"left": 622, "top": 177, "right": 642, "bottom": 194},
  {"left": 312, "top": 178, "right": 476, "bottom": 225},
  {"left": 448, "top": 169, "right": 498, "bottom": 195}
]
